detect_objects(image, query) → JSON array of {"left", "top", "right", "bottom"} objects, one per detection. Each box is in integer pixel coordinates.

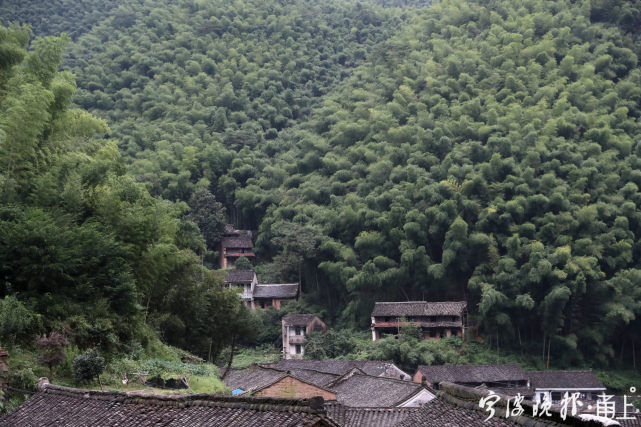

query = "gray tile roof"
[
  {"left": 283, "top": 314, "right": 320, "bottom": 326},
  {"left": 225, "top": 366, "right": 339, "bottom": 391},
  {"left": 417, "top": 363, "right": 528, "bottom": 384},
  {"left": 1, "top": 379, "right": 337, "bottom": 427},
  {"left": 224, "top": 269, "right": 256, "bottom": 283},
  {"left": 396, "top": 394, "right": 518, "bottom": 426},
  {"left": 224, "top": 366, "right": 286, "bottom": 392},
  {"left": 266, "top": 360, "right": 411, "bottom": 380},
  {"left": 222, "top": 235, "right": 253, "bottom": 249},
  {"left": 324, "top": 403, "right": 418, "bottom": 427},
  {"left": 529, "top": 370, "right": 605, "bottom": 389},
  {"left": 330, "top": 374, "right": 425, "bottom": 408},
  {"left": 254, "top": 284, "right": 299, "bottom": 299},
  {"left": 285, "top": 369, "right": 339, "bottom": 388},
  {"left": 372, "top": 301, "right": 467, "bottom": 317}
]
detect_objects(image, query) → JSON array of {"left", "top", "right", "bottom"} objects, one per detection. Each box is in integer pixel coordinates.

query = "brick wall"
[{"left": 255, "top": 376, "right": 336, "bottom": 401}]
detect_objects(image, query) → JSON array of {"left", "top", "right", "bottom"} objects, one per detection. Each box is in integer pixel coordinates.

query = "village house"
[
  {"left": 371, "top": 301, "right": 467, "bottom": 341},
  {"left": 224, "top": 269, "right": 257, "bottom": 307},
  {"left": 253, "top": 282, "right": 300, "bottom": 309},
  {"left": 223, "top": 269, "right": 299, "bottom": 309},
  {"left": 413, "top": 363, "right": 529, "bottom": 391},
  {"left": 326, "top": 371, "right": 435, "bottom": 408},
  {"left": 529, "top": 370, "right": 606, "bottom": 404},
  {"left": 4, "top": 376, "right": 628, "bottom": 426},
  {"left": 219, "top": 224, "right": 255, "bottom": 269},
  {"left": 225, "top": 363, "right": 434, "bottom": 409},
  {"left": 2, "top": 378, "right": 336, "bottom": 426},
  {"left": 224, "top": 365, "right": 337, "bottom": 400},
  {"left": 282, "top": 314, "right": 328, "bottom": 359},
  {"left": 265, "top": 359, "right": 412, "bottom": 381}
]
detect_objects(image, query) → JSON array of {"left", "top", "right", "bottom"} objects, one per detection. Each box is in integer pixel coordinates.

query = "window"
[
  {"left": 295, "top": 327, "right": 301, "bottom": 335},
  {"left": 295, "top": 344, "right": 301, "bottom": 354}
]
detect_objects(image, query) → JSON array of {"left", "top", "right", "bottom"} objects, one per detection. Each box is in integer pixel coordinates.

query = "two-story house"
[
  {"left": 371, "top": 301, "right": 467, "bottom": 341},
  {"left": 282, "top": 314, "right": 327, "bottom": 359},
  {"left": 220, "top": 225, "right": 255, "bottom": 269},
  {"left": 224, "top": 269, "right": 258, "bottom": 307}
]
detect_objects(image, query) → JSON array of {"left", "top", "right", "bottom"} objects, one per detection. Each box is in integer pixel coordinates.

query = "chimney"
[{"left": 0, "top": 347, "right": 8, "bottom": 400}]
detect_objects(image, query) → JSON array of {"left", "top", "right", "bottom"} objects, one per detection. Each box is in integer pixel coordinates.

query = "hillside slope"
[{"left": 243, "top": 0, "right": 641, "bottom": 365}]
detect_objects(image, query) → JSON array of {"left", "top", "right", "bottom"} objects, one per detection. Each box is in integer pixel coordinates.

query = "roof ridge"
[
  {"left": 37, "top": 378, "right": 326, "bottom": 413},
  {"left": 257, "top": 283, "right": 299, "bottom": 286},
  {"left": 375, "top": 300, "right": 467, "bottom": 304},
  {"left": 345, "top": 372, "right": 423, "bottom": 386},
  {"left": 259, "top": 364, "right": 340, "bottom": 378}
]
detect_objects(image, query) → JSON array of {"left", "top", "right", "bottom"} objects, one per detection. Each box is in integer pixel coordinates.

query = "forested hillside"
[
  {"left": 0, "top": 24, "right": 252, "bottom": 362},
  {"left": 63, "top": 0, "right": 405, "bottom": 213},
  {"left": 247, "top": 0, "right": 641, "bottom": 366},
  {"left": 0, "top": 0, "right": 123, "bottom": 40},
  {"left": 2, "top": 0, "right": 641, "bottom": 370}
]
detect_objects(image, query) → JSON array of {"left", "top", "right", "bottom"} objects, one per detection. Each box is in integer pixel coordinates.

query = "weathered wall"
[{"left": 255, "top": 376, "right": 336, "bottom": 401}]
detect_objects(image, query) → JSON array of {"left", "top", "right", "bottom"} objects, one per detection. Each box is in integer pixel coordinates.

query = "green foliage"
[
  {"left": 234, "top": 256, "right": 252, "bottom": 270},
  {"left": 0, "top": 296, "right": 41, "bottom": 345},
  {"left": 0, "top": 22, "right": 250, "bottom": 364},
  {"left": 72, "top": 349, "right": 105, "bottom": 383},
  {"left": 304, "top": 329, "right": 357, "bottom": 359},
  {"left": 4, "top": 0, "right": 641, "bottom": 369},
  {"left": 0, "top": 0, "right": 123, "bottom": 40}
]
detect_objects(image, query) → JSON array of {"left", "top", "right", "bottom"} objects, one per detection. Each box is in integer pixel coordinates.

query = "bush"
[
  {"left": 304, "top": 329, "right": 356, "bottom": 359},
  {"left": 36, "top": 333, "right": 69, "bottom": 378},
  {"left": 73, "top": 349, "right": 105, "bottom": 385},
  {"left": 0, "top": 296, "right": 41, "bottom": 345}
]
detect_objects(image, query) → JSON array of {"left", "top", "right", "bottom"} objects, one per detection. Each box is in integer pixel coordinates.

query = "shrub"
[
  {"left": 0, "top": 296, "right": 40, "bottom": 345},
  {"left": 73, "top": 349, "right": 105, "bottom": 386},
  {"left": 36, "top": 333, "right": 69, "bottom": 378}
]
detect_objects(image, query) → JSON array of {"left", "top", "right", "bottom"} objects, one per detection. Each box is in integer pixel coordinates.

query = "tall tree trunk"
[
  {"left": 546, "top": 336, "right": 551, "bottom": 369},
  {"left": 542, "top": 332, "right": 546, "bottom": 362},
  {"left": 222, "top": 335, "right": 236, "bottom": 380},
  {"left": 633, "top": 341, "right": 637, "bottom": 371}
]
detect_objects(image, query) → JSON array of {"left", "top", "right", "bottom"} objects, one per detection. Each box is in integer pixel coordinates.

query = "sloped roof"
[
  {"left": 286, "top": 369, "right": 340, "bottom": 389},
  {"left": 1, "top": 379, "right": 337, "bottom": 427},
  {"left": 330, "top": 374, "right": 427, "bottom": 408},
  {"left": 266, "top": 360, "right": 411, "bottom": 380},
  {"left": 222, "top": 235, "right": 253, "bottom": 249},
  {"left": 283, "top": 314, "right": 320, "bottom": 326},
  {"left": 224, "top": 269, "right": 256, "bottom": 284},
  {"left": 416, "top": 363, "right": 528, "bottom": 384},
  {"left": 225, "top": 366, "right": 339, "bottom": 391},
  {"left": 324, "top": 403, "right": 418, "bottom": 427},
  {"left": 372, "top": 301, "right": 467, "bottom": 317},
  {"left": 529, "top": 370, "right": 605, "bottom": 389},
  {"left": 254, "top": 284, "right": 299, "bottom": 299},
  {"left": 223, "top": 366, "right": 286, "bottom": 392}
]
